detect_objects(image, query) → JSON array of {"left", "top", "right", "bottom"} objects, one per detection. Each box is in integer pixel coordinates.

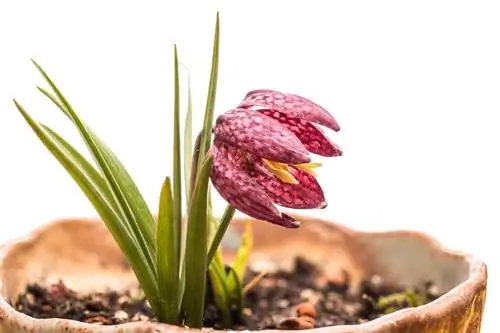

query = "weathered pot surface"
[{"left": 0, "top": 215, "right": 487, "bottom": 332}]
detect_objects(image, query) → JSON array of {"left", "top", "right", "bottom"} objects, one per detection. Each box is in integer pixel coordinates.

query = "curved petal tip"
[
  {"left": 240, "top": 89, "right": 341, "bottom": 132},
  {"left": 274, "top": 213, "right": 301, "bottom": 228}
]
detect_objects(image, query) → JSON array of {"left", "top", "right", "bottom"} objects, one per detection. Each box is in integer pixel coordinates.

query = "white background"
[{"left": 0, "top": 1, "right": 498, "bottom": 331}]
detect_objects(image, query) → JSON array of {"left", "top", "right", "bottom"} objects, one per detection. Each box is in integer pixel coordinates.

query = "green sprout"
[
  {"left": 13, "top": 12, "right": 342, "bottom": 329},
  {"left": 377, "top": 289, "right": 429, "bottom": 314}
]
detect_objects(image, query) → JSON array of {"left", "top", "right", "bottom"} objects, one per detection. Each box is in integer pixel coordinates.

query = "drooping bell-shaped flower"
[{"left": 210, "top": 90, "right": 342, "bottom": 228}]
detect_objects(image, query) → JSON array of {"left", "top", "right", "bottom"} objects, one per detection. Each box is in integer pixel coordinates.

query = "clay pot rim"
[{"left": 0, "top": 215, "right": 487, "bottom": 333}]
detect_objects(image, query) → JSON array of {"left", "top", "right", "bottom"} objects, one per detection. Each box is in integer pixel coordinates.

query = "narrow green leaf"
[
  {"left": 188, "top": 132, "right": 202, "bottom": 201},
  {"left": 232, "top": 220, "right": 253, "bottom": 282},
  {"left": 32, "top": 65, "right": 156, "bottom": 273},
  {"left": 207, "top": 196, "right": 217, "bottom": 243},
  {"left": 227, "top": 221, "right": 252, "bottom": 312},
  {"left": 172, "top": 46, "right": 182, "bottom": 278},
  {"left": 13, "top": 100, "right": 159, "bottom": 308},
  {"left": 208, "top": 255, "right": 232, "bottom": 328},
  {"left": 227, "top": 266, "right": 244, "bottom": 321},
  {"left": 207, "top": 204, "right": 236, "bottom": 265},
  {"left": 183, "top": 154, "right": 213, "bottom": 328},
  {"left": 156, "top": 177, "right": 180, "bottom": 324},
  {"left": 40, "top": 124, "right": 119, "bottom": 213},
  {"left": 183, "top": 69, "right": 193, "bottom": 202},
  {"left": 37, "top": 86, "right": 157, "bottom": 248},
  {"left": 197, "top": 12, "right": 220, "bottom": 173}
]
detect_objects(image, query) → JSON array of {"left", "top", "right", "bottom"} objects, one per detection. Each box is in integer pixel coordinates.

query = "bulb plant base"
[{"left": 0, "top": 216, "right": 487, "bottom": 333}]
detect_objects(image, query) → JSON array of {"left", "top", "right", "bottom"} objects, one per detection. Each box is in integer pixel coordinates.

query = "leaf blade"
[
  {"left": 13, "top": 100, "right": 159, "bottom": 304},
  {"left": 183, "top": 154, "right": 213, "bottom": 328},
  {"left": 172, "top": 46, "right": 182, "bottom": 276},
  {"left": 37, "top": 86, "right": 157, "bottom": 247},
  {"left": 232, "top": 220, "right": 253, "bottom": 282},
  {"left": 183, "top": 68, "right": 193, "bottom": 202},
  {"left": 208, "top": 258, "right": 232, "bottom": 328},
  {"left": 156, "top": 177, "right": 180, "bottom": 323},
  {"left": 32, "top": 65, "right": 157, "bottom": 273},
  {"left": 40, "top": 124, "right": 119, "bottom": 213},
  {"left": 227, "top": 266, "right": 244, "bottom": 322},
  {"left": 197, "top": 12, "right": 220, "bottom": 173}
]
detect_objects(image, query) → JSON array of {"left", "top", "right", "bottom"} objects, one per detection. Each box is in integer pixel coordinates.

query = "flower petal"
[
  {"left": 240, "top": 89, "right": 340, "bottom": 132},
  {"left": 257, "top": 109, "right": 342, "bottom": 157},
  {"left": 213, "top": 108, "right": 311, "bottom": 165},
  {"left": 210, "top": 145, "right": 300, "bottom": 228},
  {"left": 247, "top": 158, "right": 328, "bottom": 209}
]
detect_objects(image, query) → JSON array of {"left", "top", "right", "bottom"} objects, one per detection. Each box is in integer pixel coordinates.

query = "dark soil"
[{"left": 13, "top": 256, "right": 441, "bottom": 330}]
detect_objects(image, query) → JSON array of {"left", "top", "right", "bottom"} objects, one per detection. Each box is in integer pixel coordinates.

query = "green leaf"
[
  {"left": 208, "top": 251, "right": 232, "bottom": 328},
  {"left": 183, "top": 154, "right": 213, "bottom": 328},
  {"left": 156, "top": 177, "right": 180, "bottom": 323},
  {"left": 13, "top": 100, "right": 159, "bottom": 307},
  {"left": 183, "top": 69, "right": 193, "bottom": 202},
  {"left": 227, "top": 266, "right": 244, "bottom": 320},
  {"left": 197, "top": 12, "right": 220, "bottom": 173},
  {"left": 227, "top": 220, "right": 252, "bottom": 299},
  {"left": 32, "top": 63, "right": 157, "bottom": 274},
  {"left": 172, "top": 45, "right": 182, "bottom": 282},
  {"left": 207, "top": 191, "right": 217, "bottom": 242},
  {"left": 37, "top": 86, "right": 157, "bottom": 249},
  {"left": 40, "top": 125, "right": 119, "bottom": 213},
  {"left": 232, "top": 220, "right": 253, "bottom": 282},
  {"left": 178, "top": 57, "right": 193, "bottom": 318},
  {"left": 226, "top": 221, "right": 252, "bottom": 319}
]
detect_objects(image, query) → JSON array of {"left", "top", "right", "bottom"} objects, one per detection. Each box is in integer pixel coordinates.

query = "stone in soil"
[{"left": 12, "top": 256, "right": 441, "bottom": 329}]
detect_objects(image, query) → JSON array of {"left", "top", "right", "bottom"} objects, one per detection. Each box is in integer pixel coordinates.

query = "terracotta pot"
[{"left": 0, "top": 215, "right": 487, "bottom": 332}]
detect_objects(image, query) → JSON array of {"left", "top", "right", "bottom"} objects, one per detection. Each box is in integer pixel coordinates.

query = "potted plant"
[{"left": 0, "top": 13, "right": 487, "bottom": 333}]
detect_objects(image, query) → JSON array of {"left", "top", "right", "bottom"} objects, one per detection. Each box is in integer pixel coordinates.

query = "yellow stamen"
[
  {"left": 262, "top": 159, "right": 298, "bottom": 184},
  {"left": 293, "top": 162, "right": 323, "bottom": 177}
]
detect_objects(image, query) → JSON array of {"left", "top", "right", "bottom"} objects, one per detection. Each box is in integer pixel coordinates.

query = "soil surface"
[{"left": 13, "top": 256, "right": 441, "bottom": 330}]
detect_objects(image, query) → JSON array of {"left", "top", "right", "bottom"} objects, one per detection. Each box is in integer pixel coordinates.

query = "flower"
[{"left": 210, "top": 89, "right": 341, "bottom": 228}]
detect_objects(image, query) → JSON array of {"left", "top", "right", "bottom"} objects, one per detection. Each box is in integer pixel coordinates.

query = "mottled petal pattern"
[
  {"left": 209, "top": 88, "right": 342, "bottom": 229},
  {"left": 214, "top": 108, "right": 311, "bottom": 165},
  {"left": 257, "top": 109, "right": 342, "bottom": 157},
  {"left": 239, "top": 89, "right": 340, "bottom": 132},
  {"left": 248, "top": 160, "right": 327, "bottom": 209},
  {"left": 210, "top": 145, "right": 300, "bottom": 228}
]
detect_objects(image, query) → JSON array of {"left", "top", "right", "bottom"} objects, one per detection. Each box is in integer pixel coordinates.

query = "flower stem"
[{"left": 207, "top": 204, "right": 236, "bottom": 265}]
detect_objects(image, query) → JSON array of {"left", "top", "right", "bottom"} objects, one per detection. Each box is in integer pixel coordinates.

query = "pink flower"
[{"left": 210, "top": 90, "right": 341, "bottom": 228}]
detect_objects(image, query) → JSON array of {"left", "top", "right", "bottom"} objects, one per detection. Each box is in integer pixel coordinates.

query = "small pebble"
[
  {"left": 114, "top": 310, "right": 129, "bottom": 321},
  {"left": 428, "top": 284, "right": 440, "bottom": 296},
  {"left": 84, "top": 315, "right": 109, "bottom": 325},
  {"left": 26, "top": 294, "right": 35, "bottom": 304},
  {"left": 296, "top": 303, "right": 317, "bottom": 318},
  {"left": 276, "top": 279, "right": 288, "bottom": 288},
  {"left": 117, "top": 295, "right": 130, "bottom": 305},
  {"left": 277, "top": 317, "right": 314, "bottom": 330},
  {"left": 299, "top": 315, "right": 316, "bottom": 327},
  {"left": 300, "top": 289, "right": 321, "bottom": 304},
  {"left": 344, "top": 303, "right": 361, "bottom": 317},
  {"left": 327, "top": 270, "right": 348, "bottom": 286},
  {"left": 277, "top": 299, "right": 289, "bottom": 309},
  {"left": 41, "top": 305, "right": 52, "bottom": 312},
  {"left": 131, "top": 313, "right": 149, "bottom": 321}
]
